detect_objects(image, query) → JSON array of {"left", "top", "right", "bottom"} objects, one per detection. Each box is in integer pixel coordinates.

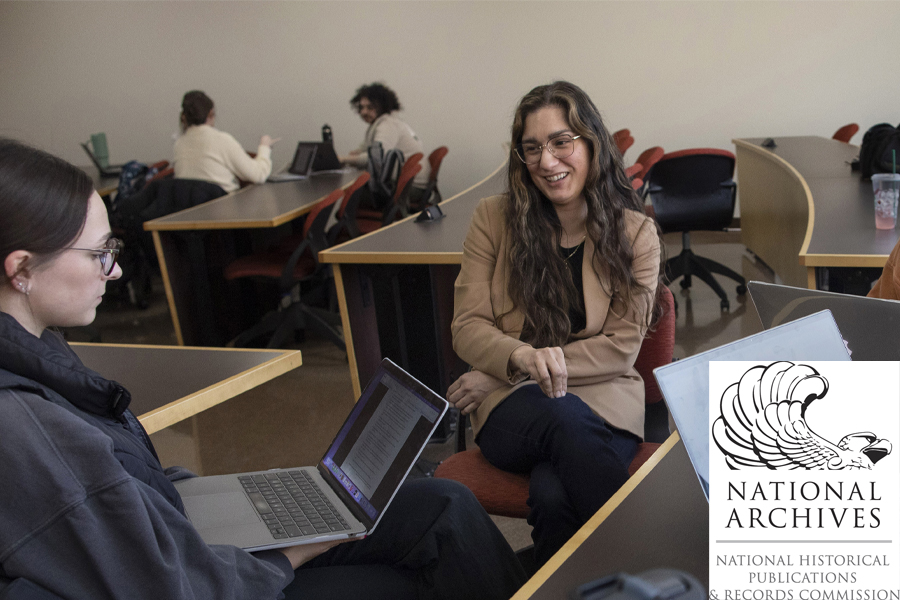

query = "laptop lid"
[
  {"left": 310, "top": 141, "right": 343, "bottom": 172},
  {"left": 653, "top": 310, "right": 851, "bottom": 501},
  {"left": 80, "top": 142, "right": 123, "bottom": 176},
  {"left": 748, "top": 280, "right": 900, "bottom": 361},
  {"left": 315, "top": 358, "right": 448, "bottom": 531},
  {"left": 287, "top": 141, "right": 318, "bottom": 176}
]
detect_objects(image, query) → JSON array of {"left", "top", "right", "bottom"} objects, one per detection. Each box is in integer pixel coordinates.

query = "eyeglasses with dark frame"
[
  {"left": 515, "top": 134, "right": 582, "bottom": 165},
  {"left": 66, "top": 237, "right": 123, "bottom": 276}
]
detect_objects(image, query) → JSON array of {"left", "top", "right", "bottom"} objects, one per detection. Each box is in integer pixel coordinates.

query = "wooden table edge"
[
  {"left": 799, "top": 253, "right": 889, "bottom": 268},
  {"left": 319, "top": 161, "right": 507, "bottom": 263},
  {"left": 732, "top": 139, "right": 816, "bottom": 256},
  {"left": 511, "top": 431, "right": 682, "bottom": 600},
  {"left": 120, "top": 348, "right": 303, "bottom": 434}
]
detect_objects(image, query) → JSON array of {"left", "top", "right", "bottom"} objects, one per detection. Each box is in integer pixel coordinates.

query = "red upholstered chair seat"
[
  {"left": 223, "top": 248, "right": 315, "bottom": 281},
  {"left": 432, "top": 443, "right": 662, "bottom": 519}
]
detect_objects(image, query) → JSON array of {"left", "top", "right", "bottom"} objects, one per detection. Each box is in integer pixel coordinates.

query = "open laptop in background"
[
  {"left": 80, "top": 141, "right": 126, "bottom": 178},
  {"left": 310, "top": 141, "right": 344, "bottom": 172},
  {"left": 175, "top": 358, "right": 449, "bottom": 552},
  {"left": 653, "top": 310, "right": 852, "bottom": 501},
  {"left": 748, "top": 280, "right": 900, "bottom": 361},
  {"left": 268, "top": 141, "right": 318, "bottom": 182}
]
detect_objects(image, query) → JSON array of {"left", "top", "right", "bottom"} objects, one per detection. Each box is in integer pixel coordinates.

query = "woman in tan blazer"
[{"left": 448, "top": 82, "right": 662, "bottom": 566}]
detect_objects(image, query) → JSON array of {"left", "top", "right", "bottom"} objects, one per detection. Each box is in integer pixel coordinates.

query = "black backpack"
[
  {"left": 858, "top": 123, "right": 900, "bottom": 180},
  {"left": 366, "top": 142, "right": 405, "bottom": 210}
]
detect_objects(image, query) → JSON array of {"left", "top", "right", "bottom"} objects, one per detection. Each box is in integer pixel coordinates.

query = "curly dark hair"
[
  {"left": 503, "top": 81, "right": 663, "bottom": 348},
  {"left": 350, "top": 83, "right": 401, "bottom": 117}
]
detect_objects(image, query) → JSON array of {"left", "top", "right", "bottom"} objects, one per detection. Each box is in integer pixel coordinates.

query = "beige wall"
[{"left": 0, "top": 1, "right": 897, "bottom": 198}]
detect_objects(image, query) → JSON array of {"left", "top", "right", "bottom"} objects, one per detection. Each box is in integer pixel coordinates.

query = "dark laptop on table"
[
  {"left": 268, "top": 141, "right": 318, "bottom": 182},
  {"left": 310, "top": 141, "right": 344, "bottom": 172},
  {"left": 652, "top": 310, "right": 851, "bottom": 501},
  {"left": 175, "top": 358, "right": 449, "bottom": 551},
  {"left": 80, "top": 141, "right": 126, "bottom": 178},
  {"left": 748, "top": 280, "right": 900, "bottom": 361}
]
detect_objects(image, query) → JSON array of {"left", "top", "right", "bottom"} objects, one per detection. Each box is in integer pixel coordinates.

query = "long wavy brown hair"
[{"left": 503, "top": 81, "right": 663, "bottom": 348}]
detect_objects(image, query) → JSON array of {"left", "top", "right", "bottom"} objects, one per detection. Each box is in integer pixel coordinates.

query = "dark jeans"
[
  {"left": 477, "top": 385, "right": 639, "bottom": 566},
  {"left": 283, "top": 478, "right": 527, "bottom": 600}
]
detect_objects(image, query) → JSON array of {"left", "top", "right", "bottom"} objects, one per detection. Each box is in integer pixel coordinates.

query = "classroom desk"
[
  {"left": 734, "top": 136, "right": 896, "bottom": 289},
  {"left": 319, "top": 163, "right": 506, "bottom": 398},
  {"left": 513, "top": 433, "right": 709, "bottom": 599},
  {"left": 144, "top": 170, "right": 359, "bottom": 346},
  {"left": 83, "top": 166, "right": 119, "bottom": 197},
  {"left": 70, "top": 342, "right": 302, "bottom": 434}
]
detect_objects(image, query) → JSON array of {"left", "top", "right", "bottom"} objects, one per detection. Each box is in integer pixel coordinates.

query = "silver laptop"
[
  {"left": 652, "top": 310, "right": 851, "bottom": 501},
  {"left": 268, "top": 141, "right": 318, "bottom": 182},
  {"left": 175, "top": 358, "right": 448, "bottom": 551},
  {"left": 748, "top": 280, "right": 900, "bottom": 361}
]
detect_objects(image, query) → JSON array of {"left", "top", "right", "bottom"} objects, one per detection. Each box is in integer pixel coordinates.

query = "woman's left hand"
[{"left": 447, "top": 370, "right": 506, "bottom": 415}]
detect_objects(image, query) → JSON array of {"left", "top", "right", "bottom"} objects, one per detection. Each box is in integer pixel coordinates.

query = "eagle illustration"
[{"left": 711, "top": 361, "right": 892, "bottom": 470}]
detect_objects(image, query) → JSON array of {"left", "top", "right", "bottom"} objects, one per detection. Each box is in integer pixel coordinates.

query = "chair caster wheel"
[
  {"left": 736, "top": 284, "right": 747, "bottom": 295},
  {"left": 720, "top": 300, "right": 730, "bottom": 311}
]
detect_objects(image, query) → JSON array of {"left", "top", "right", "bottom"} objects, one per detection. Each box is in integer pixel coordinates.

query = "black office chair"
[{"left": 646, "top": 148, "right": 746, "bottom": 311}]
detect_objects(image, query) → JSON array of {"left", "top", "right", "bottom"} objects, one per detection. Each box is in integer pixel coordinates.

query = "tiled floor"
[{"left": 71, "top": 229, "right": 777, "bottom": 553}]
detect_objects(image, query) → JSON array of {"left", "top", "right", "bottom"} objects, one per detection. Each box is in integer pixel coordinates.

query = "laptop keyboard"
[{"left": 239, "top": 471, "right": 352, "bottom": 539}]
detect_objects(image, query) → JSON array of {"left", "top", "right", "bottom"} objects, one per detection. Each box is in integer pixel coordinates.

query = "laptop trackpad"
[{"left": 183, "top": 492, "right": 259, "bottom": 529}]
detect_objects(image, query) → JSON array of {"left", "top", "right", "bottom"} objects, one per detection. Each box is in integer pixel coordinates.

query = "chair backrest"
[
  {"left": 427, "top": 146, "right": 448, "bottom": 183},
  {"left": 393, "top": 153, "right": 423, "bottom": 201},
  {"left": 337, "top": 172, "right": 371, "bottom": 220},
  {"left": 303, "top": 188, "right": 345, "bottom": 246},
  {"left": 832, "top": 123, "right": 860, "bottom": 144},
  {"left": 646, "top": 148, "right": 736, "bottom": 233},
  {"left": 634, "top": 146, "right": 665, "bottom": 181},
  {"left": 90, "top": 133, "right": 111, "bottom": 168},
  {"left": 632, "top": 286, "right": 676, "bottom": 405}
]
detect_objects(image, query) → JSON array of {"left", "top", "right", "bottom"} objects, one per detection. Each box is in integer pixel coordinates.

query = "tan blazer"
[
  {"left": 452, "top": 195, "right": 660, "bottom": 439},
  {"left": 869, "top": 237, "right": 900, "bottom": 300}
]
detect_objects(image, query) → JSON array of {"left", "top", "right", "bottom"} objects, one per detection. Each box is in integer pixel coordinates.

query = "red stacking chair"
[
  {"left": 420, "top": 146, "right": 449, "bottom": 206},
  {"left": 613, "top": 129, "right": 634, "bottom": 155},
  {"left": 224, "top": 188, "right": 346, "bottom": 349},
  {"left": 832, "top": 123, "right": 859, "bottom": 144},
  {"left": 356, "top": 153, "right": 423, "bottom": 235}
]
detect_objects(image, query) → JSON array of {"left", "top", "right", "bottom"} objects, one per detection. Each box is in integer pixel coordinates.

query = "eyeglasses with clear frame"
[
  {"left": 515, "top": 134, "right": 582, "bottom": 165},
  {"left": 66, "top": 237, "right": 123, "bottom": 276}
]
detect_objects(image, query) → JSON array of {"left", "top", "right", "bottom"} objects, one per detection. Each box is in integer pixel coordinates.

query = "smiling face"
[
  {"left": 24, "top": 192, "right": 122, "bottom": 333},
  {"left": 521, "top": 105, "right": 590, "bottom": 212}
]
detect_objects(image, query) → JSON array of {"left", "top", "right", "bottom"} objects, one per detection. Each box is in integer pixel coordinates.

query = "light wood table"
[
  {"left": 734, "top": 136, "right": 895, "bottom": 289},
  {"left": 319, "top": 163, "right": 506, "bottom": 398},
  {"left": 71, "top": 343, "right": 302, "bottom": 434},
  {"left": 143, "top": 171, "right": 359, "bottom": 346},
  {"left": 513, "top": 433, "right": 709, "bottom": 599}
]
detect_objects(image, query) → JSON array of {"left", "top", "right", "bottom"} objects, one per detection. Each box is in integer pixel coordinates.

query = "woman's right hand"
[
  {"left": 277, "top": 539, "right": 351, "bottom": 569},
  {"left": 509, "top": 346, "right": 567, "bottom": 398},
  {"left": 447, "top": 369, "right": 505, "bottom": 415},
  {"left": 259, "top": 135, "right": 280, "bottom": 147}
]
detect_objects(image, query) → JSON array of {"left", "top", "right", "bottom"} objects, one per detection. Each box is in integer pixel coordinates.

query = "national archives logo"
[{"left": 712, "top": 362, "right": 892, "bottom": 471}]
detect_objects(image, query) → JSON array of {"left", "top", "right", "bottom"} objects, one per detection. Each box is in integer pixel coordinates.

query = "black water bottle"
[{"left": 322, "top": 124, "right": 333, "bottom": 143}]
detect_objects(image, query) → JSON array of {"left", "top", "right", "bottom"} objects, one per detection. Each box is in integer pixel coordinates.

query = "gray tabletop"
[
  {"left": 741, "top": 136, "right": 898, "bottom": 260},
  {"left": 145, "top": 170, "right": 359, "bottom": 231},
  {"left": 521, "top": 436, "right": 708, "bottom": 599}
]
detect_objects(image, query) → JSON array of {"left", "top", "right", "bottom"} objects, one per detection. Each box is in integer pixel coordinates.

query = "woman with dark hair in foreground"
[
  {"left": 449, "top": 81, "right": 663, "bottom": 566},
  {"left": 0, "top": 138, "right": 525, "bottom": 599}
]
